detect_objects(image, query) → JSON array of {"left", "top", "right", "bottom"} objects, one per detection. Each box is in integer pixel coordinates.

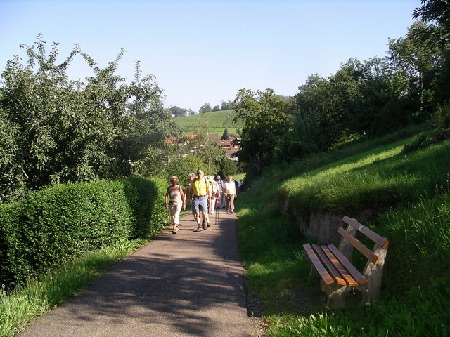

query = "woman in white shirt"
[{"left": 223, "top": 175, "right": 237, "bottom": 214}]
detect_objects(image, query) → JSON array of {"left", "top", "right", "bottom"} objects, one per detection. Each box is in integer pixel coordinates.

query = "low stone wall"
[{"left": 278, "top": 191, "right": 373, "bottom": 244}]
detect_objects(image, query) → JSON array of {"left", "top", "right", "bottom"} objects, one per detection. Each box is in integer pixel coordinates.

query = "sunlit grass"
[{"left": 280, "top": 139, "right": 450, "bottom": 215}]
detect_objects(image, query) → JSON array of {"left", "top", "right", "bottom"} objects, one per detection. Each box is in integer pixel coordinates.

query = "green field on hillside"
[{"left": 173, "top": 110, "right": 244, "bottom": 136}]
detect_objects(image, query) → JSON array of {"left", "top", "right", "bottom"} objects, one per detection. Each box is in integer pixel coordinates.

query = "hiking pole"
[{"left": 215, "top": 197, "right": 220, "bottom": 226}]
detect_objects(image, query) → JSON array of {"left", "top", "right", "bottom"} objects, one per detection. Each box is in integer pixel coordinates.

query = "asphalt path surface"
[{"left": 17, "top": 210, "right": 263, "bottom": 337}]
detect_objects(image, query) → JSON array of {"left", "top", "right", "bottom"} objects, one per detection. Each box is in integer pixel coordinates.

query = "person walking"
[
  {"left": 208, "top": 175, "right": 219, "bottom": 215},
  {"left": 164, "top": 176, "right": 186, "bottom": 234},
  {"left": 191, "top": 169, "right": 210, "bottom": 232},
  {"left": 185, "top": 173, "right": 197, "bottom": 222},
  {"left": 215, "top": 175, "right": 225, "bottom": 209},
  {"left": 223, "top": 175, "right": 237, "bottom": 214}
]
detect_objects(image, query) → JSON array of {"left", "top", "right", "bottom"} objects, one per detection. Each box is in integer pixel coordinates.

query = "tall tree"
[
  {"left": 413, "top": 1, "right": 450, "bottom": 105},
  {"left": 221, "top": 128, "right": 230, "bottom": 140},
  {"left": 168, "top": 106, "right": 187, "bottom": 117},
  {"left": 233, "top": 88, "right": 290, "bottom": 178},
  {"left": 0, "top": 37, "right": 175, "bottom": 196},
  {"left": 199, "top": 103, "right": 212, "bottom": 113},
  {"left": 388, "top": 22, "right": 445, "bottom": 115},
  {"left": 0, "top": 104, "right": 25, "bottom": 203},
  {"left": 414, "top": 0, "right": 450, "bottom": 32}
]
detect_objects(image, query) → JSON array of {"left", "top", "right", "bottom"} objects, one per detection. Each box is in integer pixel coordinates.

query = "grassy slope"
[
  {"left": 236, "top": 133, "right": 450, "bottom": 336},
  {"left": 172, "top": 110, "right": 243, "bottom": 135}
]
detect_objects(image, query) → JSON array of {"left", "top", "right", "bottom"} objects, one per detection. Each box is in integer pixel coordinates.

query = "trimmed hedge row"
[{"left": 0, "top": 176, "right": 166, "bottom": 289}]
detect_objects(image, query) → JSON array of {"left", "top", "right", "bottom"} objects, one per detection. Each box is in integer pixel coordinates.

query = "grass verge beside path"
[{"left": 0, "top": 239, "right": 146, "bottom": 337}]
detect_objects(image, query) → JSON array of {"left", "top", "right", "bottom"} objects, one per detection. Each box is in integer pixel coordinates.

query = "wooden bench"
[{"left": 303, "top": 216, "right": 389, "bottom": 309}]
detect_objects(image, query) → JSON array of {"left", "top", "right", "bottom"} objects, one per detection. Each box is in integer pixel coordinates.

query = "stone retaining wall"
[{"left": 278, "top": 192, "right": 373, "bottom": 244}]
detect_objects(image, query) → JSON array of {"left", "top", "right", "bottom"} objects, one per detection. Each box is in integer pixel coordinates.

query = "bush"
[{"left": 0, "top": 176, "right": 166, "bottom": 290}]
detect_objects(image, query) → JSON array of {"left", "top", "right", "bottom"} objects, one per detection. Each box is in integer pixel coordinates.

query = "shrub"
[{"left": 0, "top": 177, "right": 166, "bottom": 290}]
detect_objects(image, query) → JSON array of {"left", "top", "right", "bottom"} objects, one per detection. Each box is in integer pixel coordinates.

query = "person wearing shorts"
[{"left": 191, "top": 169, "right": 210, "bottom": 232}]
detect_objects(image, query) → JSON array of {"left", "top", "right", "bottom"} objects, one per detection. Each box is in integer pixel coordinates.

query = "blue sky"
[{"left": 0, "top": 0, "right": 421, "bottom": 111}]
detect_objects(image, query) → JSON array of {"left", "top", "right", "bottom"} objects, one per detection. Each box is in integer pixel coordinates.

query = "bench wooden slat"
[
  {"left": 327, "top": 244, "right": 368, "bottom": 286},
  {"left": 338, "top": 227, "right": 379, "bottom": 264},
  {"left": 321, "top": 245, "right": 359, "bottom": 287},
  {"left": 312, "top": 244, "right": 347, "bottom": 285},
  {"left": 342, "top": 216, "right": 389, "bottom": 248},
  {"left": 303, "top": 244, "right": 335, "bottom": 285}
]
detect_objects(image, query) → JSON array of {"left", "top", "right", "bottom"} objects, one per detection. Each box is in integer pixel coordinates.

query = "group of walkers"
[{"left": 164, "top": 169, "right": 239, "bottom": 234}]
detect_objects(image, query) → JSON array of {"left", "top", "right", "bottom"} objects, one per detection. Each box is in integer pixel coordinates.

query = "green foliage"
[
  {"left": 237, "top": 129, "right": 450, "bottom": 336},
  {"left": 234, "top": 88, "right": 291, "bottom": 179},
  {"left": 164, "top": 154, "right": 207, "bottom": 186},
  {"left": 0, "top": 37, "right": 175, "bottom": 202},
  {"left": 290, "top": 58, "right": 413, "bottom": 157},
  {"left": 168, "top": 105, "right": 187, "bottom": 117},
  {"left": 0, "top": 177, "right": 165, "bottom": 290},
  {"left": 218, "top": 156, "right": 238, "bottom": 178},
  {"left": 199, "top": 102, "right": 212, "bottom": 113},
  {"left": 122, "top": 176, "right": 167, "bottom": 238},
  {"left": 388, "top": 22, "right": 447, "bottom": 116},
  {"left": 433, "top": 104, "right": 450, "bottom": 136},
  {"left": 221, "top": 127, "right": 230, "bottom": 140},
  {"left": 413, "top": 0, "right": 450, "bottom": 32},
  {"left": 0, "top": 106, "right": 25, "bottom": 203}
]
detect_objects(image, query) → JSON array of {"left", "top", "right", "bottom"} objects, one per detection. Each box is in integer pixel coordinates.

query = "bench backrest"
[
  {"left": 338, "top": 216, "right": 389, "bottom": 265},
  {"left": 337, "top": 217, "right": 389, "bottom": 302}
]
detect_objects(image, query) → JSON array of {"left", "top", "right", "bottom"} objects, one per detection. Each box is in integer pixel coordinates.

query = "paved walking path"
[{"left": 18, "top": 210, "right": 264, "bottom": 337}]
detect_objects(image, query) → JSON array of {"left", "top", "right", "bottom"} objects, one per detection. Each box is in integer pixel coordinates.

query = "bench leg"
[
  {"left": 359, "top": 277, "right": 381, "bottom": 305},
  {"left": 321, "top": 283, "right": 349, "bottom": 309},
  {"left": 360, "top": 246, "right": 387, "bottom": 305}
]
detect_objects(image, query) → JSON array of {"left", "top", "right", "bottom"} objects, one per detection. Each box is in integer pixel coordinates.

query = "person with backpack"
[{"left": 191, "top": 169, "right": 210, "bottom": 232}]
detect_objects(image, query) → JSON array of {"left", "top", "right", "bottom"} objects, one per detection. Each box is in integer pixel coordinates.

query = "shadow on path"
[{"left": 18, "top": 211, "right": 263, "bottom": 337}]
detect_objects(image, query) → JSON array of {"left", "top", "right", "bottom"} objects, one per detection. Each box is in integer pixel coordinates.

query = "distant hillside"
[{"left": 173, "top": 110, "right": 244, "bottom": 136}]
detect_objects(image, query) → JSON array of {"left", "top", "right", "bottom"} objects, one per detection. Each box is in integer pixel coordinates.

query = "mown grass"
[
  {"left": 280, "top": 138, "right": 450, "bottom": 217},
  {"left": 236, "top": 133, "right": 450, "bottom": 336},
  {"left": 0, "top": 239, "right": 146, "bottom": 337},
  {"left": 173, "top": 109, "right": 243, "bottom": 135}
]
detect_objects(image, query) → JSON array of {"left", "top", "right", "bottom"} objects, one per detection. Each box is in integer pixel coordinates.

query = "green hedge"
[{"left": 0, "top": 176, "right": 166, "bottom": 289}]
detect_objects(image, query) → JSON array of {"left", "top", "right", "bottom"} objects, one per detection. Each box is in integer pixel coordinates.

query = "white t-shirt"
[{"left": 224, "top": 181, "right": 236, "bottom": 195}]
